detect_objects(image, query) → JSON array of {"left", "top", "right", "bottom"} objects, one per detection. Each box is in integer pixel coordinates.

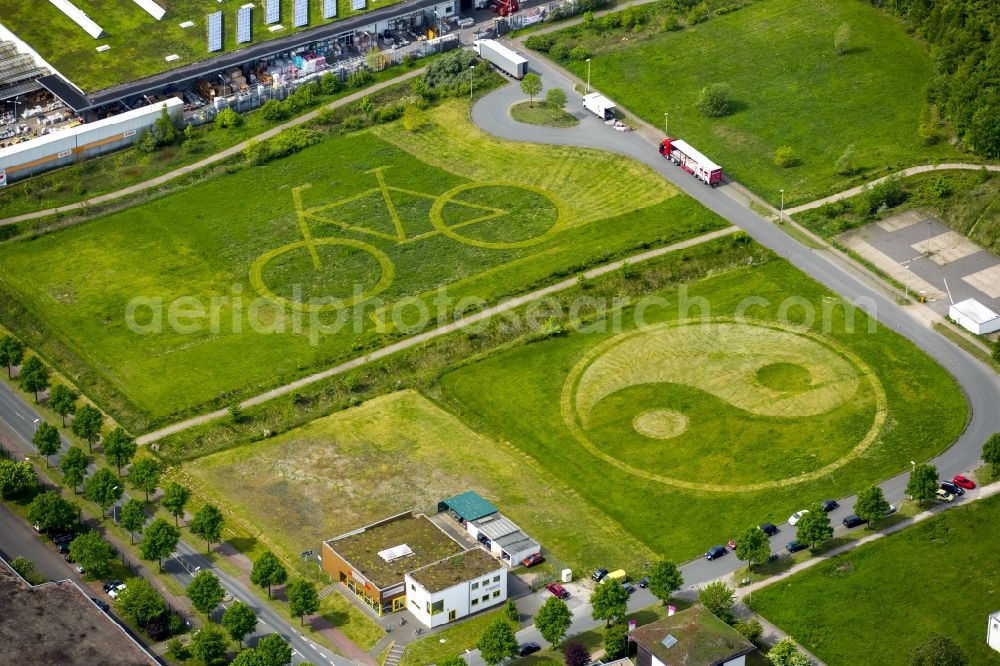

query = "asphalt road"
[
  {"left": 0, "top": 500, "right": 86, "bottom": 586},
  {"left": 0, "top": 383, "right": 347, "bottom": 666}
]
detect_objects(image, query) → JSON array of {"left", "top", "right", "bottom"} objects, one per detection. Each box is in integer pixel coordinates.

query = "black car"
[
  {"left": 786, "top": 540, "right": 807, "bottom": 553},
  {"left": 637, "top": 576, "right": 649, "bottom": 588},
  {"left": 592, "top": 567, "right": 609, "bottom": 582},
  {"left": 103, "top": 580, "right": 123, "bottom": 593},
  {"left": 623, "top": 582, "right": 636, "bottom": 595},
  {"left": 56, "top": 543, "right": 70, "bottom": 554},
  {"left": 758, "top": 523, "right": 779, "bottom": 537},
  {"left": 705, "top": 545, "right": 727, "bottom": 561},
  {"left": 842, "top": 514, "right": 867, "bottom": 528},
  {"left": 940, "top": 481, "right": 964, "bottom": 496},
  {"left": 518, "top": 642, "right": 542, "bottom": 657},
  {"left": 90, "top": 597, "right": 110, "bottom": 612},
  {"left": 821, "top": 499, "right": 839, "bottom": 512},
  {"left": 52, "top": 533, "right": 74, "bottom": 544}
]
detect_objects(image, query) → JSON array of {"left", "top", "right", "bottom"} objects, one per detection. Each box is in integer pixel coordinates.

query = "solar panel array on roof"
[
  {"left": 351, "top": 0, "right": 366, "bottom": 10},
  {"left": 293, "top": 0, "right": 308, "bottom": 27},
  {"left": 237, "top": 5, "right": 252, "bottom": 43},
  {"left": 323, "top": 0, "right": 337, "bottom": 19},
  {"left": 265, "top": 0, "right": 280, "bottom": 24},
  {"left": 207, "top": 11, "right": 223, "bottom": 52}
]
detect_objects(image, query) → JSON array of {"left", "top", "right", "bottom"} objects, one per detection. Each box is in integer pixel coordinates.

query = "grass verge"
[{"left": 509, "top": 101, "right": 579, "bottom": 128}]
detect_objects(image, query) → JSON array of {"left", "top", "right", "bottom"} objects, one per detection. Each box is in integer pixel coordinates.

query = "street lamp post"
[
  {"left": 469, "top": 64, "right": 475, "bottom": 104},
  {"left": 779, "top": 189, "right": 784, "bottom": 224},
  {"left": 585, "top": 58, "right": 591, "bottom": 94},
  {"left": 909, "top": 461, "right": 916, "bottom": 500},
  {"left": 664, "top": 112, "right": 668, "bottom": 136}
]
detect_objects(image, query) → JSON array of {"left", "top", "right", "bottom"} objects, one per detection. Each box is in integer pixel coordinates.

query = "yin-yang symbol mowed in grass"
[{"left": 561, "top": 319, "right": 887, "bottom": 492}]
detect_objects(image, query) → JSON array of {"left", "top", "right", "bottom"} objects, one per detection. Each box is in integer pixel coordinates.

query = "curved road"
[{"left": 471, "top": 52, "right": 1000, "bottom": 586}]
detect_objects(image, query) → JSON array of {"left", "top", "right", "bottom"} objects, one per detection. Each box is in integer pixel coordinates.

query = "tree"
[
  {"left": 854, "top": 485, "right": 891, "bottom": 526},
  {"left": 129, "top": 457, "right": 161, "bottom": 502},
  {"left": 520, "top": 73, "right": 543, "bottom": 107},
  {"left": 10, "top": 555, "right": 35, "bottom": 581},
  {"left": 603, "top": 623, "right": 628, "bottom": 659},
  {"left": 187, "top": 570, "right": 226, "bottom": 616},
  {"left": 767, "top": 637, "right": 810, "bottom": 666},
  {"left": 735, "top": 618, "right": 763, "bottom": 642},
  {"left": 0, "top": 335, "right": 24, "bottom": 378},
  {"left": 190, "top": 503, "right": 225, "bottom": 553},
  {"left": 69, "top": 530, "right": 113, "bottom": 578},
  {"left": 648, "top": 559, "right": 683, "bottom": 604},
  {"left": 222, "top": 601, "right": 258, "bottom": 648},
  {"left": 994, "top": 338, "right": 1000, "bottom": 364},
  {"left": 774, "top": 146, "right": 796, "bottom": 167},
  {"left": 28, "top": 490, "right": 77, "bottom": 533},
  {"left": 60, "top": 446, "right": 89, "bottom": 492},
  {"left": 835, "top": 143, "right": 857, "bottom": 176},
  {"left": 102, "top": 426, "right": 137, "bottom": 474},
  {"left": 564, "top": 642, "right": 589, "bottom": 666},
  {"left": 260, "top": 99, "right": 286, "bottom": 122},
  {"left": 591, "top": 579, "right": 629, "bottom": 626},
  {"left": 504, "top": 598, "right": 519, "bottom": 623},
  {"left": 115, "top": 578, "right": 167, "bottom": 625},
  {"left": 287, "top": 578, "right": 319, "bottom": 626},
  {"left": 18, "top": 355, "right": 49, "bottom": 402},
  {"left": 983, "top": 433, "right": 1000, "bottom": 476},
  {"left": 534, "top": 596, "right": 571, "bottom": 646},
  {"left": 359, "top": 95, "right": 375, "bottom": 116},
  {"left": 84, "top": 468, "right": 122, "bottom": 517},
  {"left": 735, "top": 525, "right": 771, "bottom": 569},
  {"left": 71, "top": 405, "right": 103, "bottom": 453},
  {"left": 141, "top": 517, "right": 180, "bottom": 571},
  {"left": 437, "top": 657, "right": 466, "bottom": 666},
  {"left": 795, "top": 503, "right": 834, "bottom": 548},
  {"left": 477, "top": 617, "right": 518, "bottom": 666},
  {"left": 120, "top": 498, "right": 146, "bottom": 544},
  {"left": 215, "top": 107, "right": 242, "bottom": 129},
  {"left": 256, "top": 633, "right": 293, "bottom": 666},
  {"left": 33, "top": 421, "right": 61, "bottom": 467},
  {"left": 907, "top": 464, "right": 940, "bottom": 503},
  {"left": 251, "top": 550, "right": 287, "bottom": 598},
  {"left": 48, "top": 384, "right": 78, "bottom": 425},
  {"left": 546, "top": 87, "right": 567, "bottom": 110},
  {"left": 190, "top": 623, "right": 228, "bottom": 666},
  {"left": 0, "top": 459, "right": 37, "bottom": 498},
  {"left": 698, "top": 581, "right": 735, "bottom": 624},
  {"left": 910, "top": 633, "right": 968, "bottom": 666},
  {"left": 230, "top": 650, "right": 259, "bottom": 666},
  {"left": 162, "top": 481, "right": 190, "bottom": 526},
  {"left": 834, "top": 22, "right": 852, "bottom": 55},
  {"left": 697, "top": 83, "right": 731, "bottom": 117}
]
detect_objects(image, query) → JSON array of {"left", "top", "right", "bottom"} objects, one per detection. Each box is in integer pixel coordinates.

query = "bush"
[
  {"left": 773, "top": 145, "right": 796, "bottom": 168},
  {"left": 568, "top": 45, "right": 590, "bottom": 61},
  {"left": 260, "top": 100, "right": 286, "bottom": 122},
  {"left": 603, "top": 624, "right": 628, "bottom": 659},
  {"left": 735, "top": 618, "right": 763, "bottom": 641},
  {"left": 546, "top": 87, "right": 568, "bottom": 110},
  {"left": 525, "top": 34, "right": 555, "bottom": 52},
  {"left": 660, "top": 13, "right": 680, "bottom": 31},
  {"left": 697, "top": 83, "right": 732, "bottom": 117},
  {"left": 686, "top": 2, "right": 709, "bottom": 24},
  {"left": 375, "top": 103, "right": 405, "bottom": 124},
  {"left": 835, "top": 143, "right": 857, "bottom": 176},
  {"left": 422, "top": 49, "right": 478, "bottom": 91},
  {"left": 550, "top": 43, "right": 571, "bottom": 61},
  {"left": 346, "top": 69, "right": 376, "bottom": 88},
  {"left": 320, "top": 72, "right": 340, "bottom": 95},
  {"left": 214, "top": 107, "right": 242, "bottom": 129}
]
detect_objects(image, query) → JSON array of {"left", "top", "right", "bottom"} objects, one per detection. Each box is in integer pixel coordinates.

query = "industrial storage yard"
[{"left": 0, "top": 0, "right": 998, "bottom": 665}]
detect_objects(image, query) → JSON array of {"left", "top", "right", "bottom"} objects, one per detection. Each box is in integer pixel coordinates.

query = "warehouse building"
[
  {"left": 405, "top": 548, "right": 507, "bottom": 628},
  {"left": 438, "top": 491, "right": 541, "bottom": 567}
]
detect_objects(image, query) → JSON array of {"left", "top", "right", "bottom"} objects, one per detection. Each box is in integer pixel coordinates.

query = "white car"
[
  {"left": 788, "top": 510, "right": 809, "bottom": 526},
  {"left": 108, "top": 583, "right": 127, "bottom": 599}
]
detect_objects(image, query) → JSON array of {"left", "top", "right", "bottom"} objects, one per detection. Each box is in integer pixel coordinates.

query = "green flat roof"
[
  {"left": 408, "top": 549, "right": 503, "bottom": 594},
  {"left": 630, "top": 605, "right": 755, "bottom": 666},
  {"left": 440, "top": 491, "right": 499, "bottom": 522}
]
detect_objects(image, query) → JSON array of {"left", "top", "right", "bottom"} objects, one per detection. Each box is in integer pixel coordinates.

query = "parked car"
[
  {"left": 107, "top": 582, "right": 126, "bottom": 599},
  {"left": 56, "top": 543, "right": 70, "bottom": 555},
  {"left": 939, "top": 481, "right": 964, "bottom": 496},
  {"left": 935, "top": 489, "right": 955, "bottom": 503},
  {"left": 842, "top": 514, "right": 867, "bottom": 528},
  {"left": 75, "top": 564, "right": 85, "bottom": 574},
  {"left": 786, "top": 540, "right": 807, "bottom": 553},
  {"left": 90, "top": 597, "right": 110, "bottom": 612},
  {"left": 518, "top": 642, "right": 541, "bottom": 657},
  {"left": 821, "top": 499, "right": 839, "bottom": 512},
  {"left": 103, "top": 580, "right": 123, "bottom": 593},
  {"left": 759, "top": 523, "right": 779, "bottom": 537},
  {"left": 884, "top": 504, "right": 897, "bottom": 516},
  {"left": 545, "top": 583, "right": 569, "bottom": 599},
  {"left": 592, "top": 567, "right": 608, "bottom": 582},
  {"left": 788, "top": 510, "right": 809, "bottom": 526},
  {"left": 521, "top": 553, "right": 545, "bottom": 568},
  {"left": 952, "top": 475, "right": 976, "bottom": 490},
  {"left": 705, "top": 545, "right": 727, "bottom": 561},
  {"left": 623, "top": 582, "right": 636, "bottom": 595},
  {"left": 637, "top": 576, "right": 649, "bottom": 588}
]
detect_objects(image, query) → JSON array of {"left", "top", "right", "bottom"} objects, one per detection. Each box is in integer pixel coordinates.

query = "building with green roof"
[{"left": 630, "top": 605, "right": 756, "bottom": 666}]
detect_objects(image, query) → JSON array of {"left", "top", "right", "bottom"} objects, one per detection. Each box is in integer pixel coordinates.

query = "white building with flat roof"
[
  {"left": 949, "top": 298, "right": 1000, "bottom": 335},
  {"left": 405, "top": 549, "right": 507, "bottom": 628},
  {"left": 989, "top": 610, "right": 1000, "bottom": 653}
]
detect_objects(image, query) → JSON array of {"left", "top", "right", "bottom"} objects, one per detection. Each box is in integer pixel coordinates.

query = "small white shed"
[
  {"left": 949, "top": 298, "right": 1000, "bottom": 335},
  {"left": 989, "top": 610, "right": 1000, "bottom": 654}
]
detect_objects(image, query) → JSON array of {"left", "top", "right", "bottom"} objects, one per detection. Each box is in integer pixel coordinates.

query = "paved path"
[
  {"left": 0, "top": 68, "right": 425, "bottom": 228},
  {"left": 136, "top": 225, "right": 737, "bottom": 444}
]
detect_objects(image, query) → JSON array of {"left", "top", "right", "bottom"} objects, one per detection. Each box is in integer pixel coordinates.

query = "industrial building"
[
  {"left": 405, "top": 548, "right": 507, "bottom": 627},
  {"left": 438, "top": 491, "right": 541, "bottom": 567},
  {"left": 949, "top": 298, "right": 1000, "bottom": 335}
]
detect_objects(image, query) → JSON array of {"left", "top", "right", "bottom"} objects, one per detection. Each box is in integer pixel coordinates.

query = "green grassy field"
[
  {"left": 753, "top": 492, "right": 1000, "bottom": 664},
  {"left": 553, "top": 0, "right": 972, "bottom": 205},
  {"left": 0, "top": 0, "right": 407, "bottom": 92},
  {"left": 510, "top": 101, "right": 579, "bottom": 128},
  {"left": 438, "top": 259, "right": 967, "bottom": 563},
  {"left": 0, "top": 102, "right": 727, "bottom": 430},
  {"left": 185, "top": 389, "right": 657, "bottom": 578}
]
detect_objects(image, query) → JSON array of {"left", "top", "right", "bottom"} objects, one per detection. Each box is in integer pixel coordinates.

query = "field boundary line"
[{"left": 137, "top": 225, "right": 738, "bottom": 444}]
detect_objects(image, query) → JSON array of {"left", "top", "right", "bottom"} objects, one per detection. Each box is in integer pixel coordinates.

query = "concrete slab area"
[
  {"left": 839, "top": 233, "right": 944, "bottom": 301},
  {"left": 911, "top": 230, "right": 982, "bottom": 265},
  {"left": 877, "top": 209, "right": 924, "bottom": 232},
  {"left": 962, "top": 265, "right": 1000, "bottom": 299}
]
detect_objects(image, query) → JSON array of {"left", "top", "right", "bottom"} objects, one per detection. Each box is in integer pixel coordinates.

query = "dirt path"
[
  {"left": 0, "top": 68, "right": 426, "bottom": 228},
  {"left": 136, "top": 225, "right": 737, "bottom": 444},
  {"left": 786, "top": 163, "right": 1000, "bottom": 215}
]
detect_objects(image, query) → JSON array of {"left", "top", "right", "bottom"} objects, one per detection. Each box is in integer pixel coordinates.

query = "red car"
[
  {"left": 522, "top": 553, "right": 545, "bottom": 567},
  {"left": 545, "top": 583, "right": 569, "bottom": 599},
  {"left": 953, "top": 475, "right": 976, "bottom": 490}
]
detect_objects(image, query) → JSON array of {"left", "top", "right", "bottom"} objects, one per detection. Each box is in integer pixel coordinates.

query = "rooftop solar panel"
[
  {"left": 207, "top": 11, "right": 223, "bottom": 52},
  {"left": 265, "top": 0, "right": 280, "bottom": 24},
  {"left": 237, "top": 5, "right": 252, "bottom": 43},
  {"left": 293, "top": 0, "right": 308, "bottom": 27},
  {"left": 323, "top": 0, "right": 337, "bottom": 19}
]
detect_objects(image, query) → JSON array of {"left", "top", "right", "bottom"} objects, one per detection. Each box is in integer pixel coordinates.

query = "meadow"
[
  {"left": 0, "top": 0, "right": 408, "bottom": 92},
  {"left": 552, "top": 0, "right": 973, "bottom": 205},
  {"left": 752, "top": 492, "right": 1000, "bottom": 664},
  {"left": 0, "top": 102, "right": 727, "bottom": 430}
]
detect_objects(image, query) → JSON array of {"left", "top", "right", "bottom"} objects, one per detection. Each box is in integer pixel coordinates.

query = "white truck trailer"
[
  {"left": 582, "top": 92, "right": 616, "bottom": 119},
  {"left": 473, "top": 39, "right": 527, "bottom": 79}
]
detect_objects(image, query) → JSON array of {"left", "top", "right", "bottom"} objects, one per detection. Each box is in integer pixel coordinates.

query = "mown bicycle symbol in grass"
[{"left": 250, "top": 167, "right": 569, "bottom": 312}]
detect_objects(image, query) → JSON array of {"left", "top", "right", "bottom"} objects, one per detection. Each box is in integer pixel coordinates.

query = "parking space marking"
[{"left": 911, "top": 231, "right": 982, "bottom": 265}]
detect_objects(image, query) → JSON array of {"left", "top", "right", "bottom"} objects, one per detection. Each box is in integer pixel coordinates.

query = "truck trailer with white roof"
[
  {"left": 659, "top": 136, "right": 723, "bottom": 186},
  {"left": 473, "top": 39, "right": 527, "bottom": 79}
]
